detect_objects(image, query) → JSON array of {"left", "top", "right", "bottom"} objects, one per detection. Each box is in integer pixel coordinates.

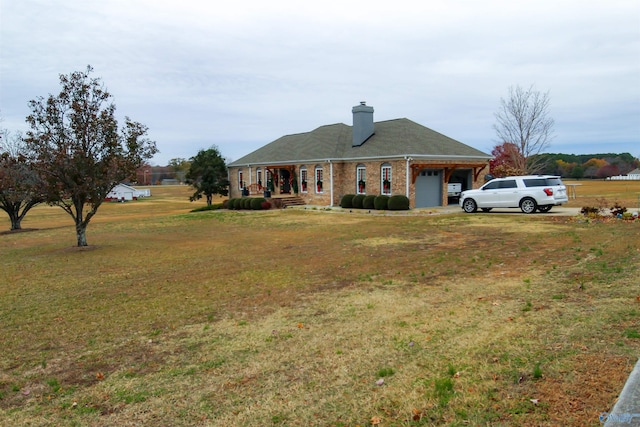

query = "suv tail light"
[{"left": 543, "top": 188, "right": 553, "bottom": 196}]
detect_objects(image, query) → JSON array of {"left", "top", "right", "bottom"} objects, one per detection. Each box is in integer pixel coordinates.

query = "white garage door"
[{"left": 414, "top": 169, "right": 442, "bottom": 208}]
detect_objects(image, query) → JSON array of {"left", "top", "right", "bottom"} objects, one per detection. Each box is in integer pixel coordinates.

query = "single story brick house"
[{"left": 227, "top": 103, "right": 491, "bottom": 208}]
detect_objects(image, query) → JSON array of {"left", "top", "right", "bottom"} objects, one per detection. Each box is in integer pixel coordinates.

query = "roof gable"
[{"left": 229, "top": 118, "right": 490, "bottom": 166}]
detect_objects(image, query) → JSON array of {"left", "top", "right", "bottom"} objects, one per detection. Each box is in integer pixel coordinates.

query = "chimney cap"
[{"left": 360, "top": 101, "right": 366, "bottom": 105}]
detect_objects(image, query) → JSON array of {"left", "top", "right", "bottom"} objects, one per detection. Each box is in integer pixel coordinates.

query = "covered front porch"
[{"left": 243, "top": 165, "right": 297, "bottom": 197}]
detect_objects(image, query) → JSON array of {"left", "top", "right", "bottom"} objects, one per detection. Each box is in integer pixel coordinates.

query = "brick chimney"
[{"left": 352, "top": 102, "right": 374, "bottom": 147}]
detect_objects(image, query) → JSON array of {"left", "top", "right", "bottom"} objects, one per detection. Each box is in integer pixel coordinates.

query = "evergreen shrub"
[
  {"left": 341, "top": 194, "right": 356, "bottom": 208},
  {"left": 388, "top": 195, "right": 410, "bottom": 210},
  {"left": 374, "top": 195, "right": 390, "bottom": 210},
  {"left": 352, "top": 194, "right": 365, "bottom": 209},
  {"left": 250, "top": 197, "right": 267, "bottom": 210},
  {"left": 363, "top": 195, "right": 377, "bottom": 209}
]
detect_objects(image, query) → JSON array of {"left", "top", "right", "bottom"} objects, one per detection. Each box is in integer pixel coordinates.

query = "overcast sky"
[{"left": 1, "top": 0, "right": 639, "bottom": 165}]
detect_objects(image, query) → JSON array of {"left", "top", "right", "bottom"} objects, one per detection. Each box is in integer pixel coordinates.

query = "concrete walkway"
[
  {"left": 604, "top": 359, "right": 640, "bottom": 426},
  {"left": 292, "top": 204, "right": 582, "bottom": 217}
]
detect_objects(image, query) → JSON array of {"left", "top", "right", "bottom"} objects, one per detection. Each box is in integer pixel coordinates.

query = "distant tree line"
[{"left": 527, "top": 152, "right": 639, "bottom": 179}]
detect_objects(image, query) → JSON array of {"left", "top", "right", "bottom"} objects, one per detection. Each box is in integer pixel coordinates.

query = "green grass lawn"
[{"left": 1, "top": 184, "right": 639, "bottom": 426}]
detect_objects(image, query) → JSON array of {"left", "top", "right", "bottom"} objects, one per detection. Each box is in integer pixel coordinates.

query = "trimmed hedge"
[
  {"left": 388, "top": 195, "right": 410, "bottom": 210},
  {"left": 250, "top": 197, "right": 266, "bottom": 210},
  {"left": 225, "top": 197, "right": 271, "bottom": 210},
  {"left": 363, "top": 195, "right": 376, "bottom": 209},
  {"left": 374, "top": 195, "right": 390, "bottom": 210},
  {"left": 340, "top": 194, "right": 356, "bottom": 208},
  {"left": 352, "top": 194, "right": 365, "bottom": 209}
]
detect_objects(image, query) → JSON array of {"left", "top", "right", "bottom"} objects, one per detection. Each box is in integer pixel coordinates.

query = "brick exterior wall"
[{"left": 228, "top": 160, "right": 487, "bottom": 208}]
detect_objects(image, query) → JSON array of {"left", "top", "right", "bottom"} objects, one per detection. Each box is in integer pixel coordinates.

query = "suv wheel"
[
  {"left": 520, "top": 197, "right": 537, "bottom": 214},
  {"left": 462, "top": 198, "right": 477, "bottom": 213}
]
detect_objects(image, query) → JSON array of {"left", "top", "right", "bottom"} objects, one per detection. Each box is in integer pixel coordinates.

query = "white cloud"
[{"left": 1, "top": 0, "right": 638, "bottom": 164}]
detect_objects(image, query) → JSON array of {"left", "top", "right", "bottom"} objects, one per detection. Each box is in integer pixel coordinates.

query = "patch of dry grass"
[
  {"left": 0, "top": 182, "right": 638, "bottom": 426},
  {"left": 564, "top": 180, "right": 640, "bottom": 210}
]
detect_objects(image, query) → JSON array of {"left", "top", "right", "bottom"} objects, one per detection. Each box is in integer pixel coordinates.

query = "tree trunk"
[
  {"left": 76, "top": 223, "right": 88, "bottom": 246},
  {"left": 206, "top": 194, "right": 212, "bottom": 206},
  {"left": 10, "top": 215, "right": 22, "bottom": 230}
]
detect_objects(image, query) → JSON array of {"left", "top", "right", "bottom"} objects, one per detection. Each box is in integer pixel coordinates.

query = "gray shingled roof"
[{"left": 228, "top": 118, "right": 490, "bottom": 166}]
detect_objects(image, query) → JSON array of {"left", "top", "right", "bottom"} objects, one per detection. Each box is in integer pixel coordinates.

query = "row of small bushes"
[
  {"left": 340, "top": 194, "right": 410, "bottom": 210},
  {"left": 224, "top": 197, "right": 271, "bottom": 210}
]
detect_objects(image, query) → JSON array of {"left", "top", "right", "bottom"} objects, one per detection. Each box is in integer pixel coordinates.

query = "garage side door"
[{"left": 414, "top": 169, "right": 442, "bottom": 208}]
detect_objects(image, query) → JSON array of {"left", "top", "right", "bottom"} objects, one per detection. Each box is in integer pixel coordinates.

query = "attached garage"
[{"left": 414, "top": 169, "right": 443, "bottom": 208}]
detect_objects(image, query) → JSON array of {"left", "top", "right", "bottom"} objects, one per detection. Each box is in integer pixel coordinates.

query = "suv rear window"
[
  {"left": 523, "top": 178, "right": 562, "bottom": 187},
  {"left": 523, "top": 178, "right": 547, "bottom": 187},
  {"left": 544, "top": 177, "right": 563, "bottom": 186}
]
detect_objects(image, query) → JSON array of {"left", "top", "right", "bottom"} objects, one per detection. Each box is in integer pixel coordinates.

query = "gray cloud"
[{"left": 1, "top": 0, "right": 638, "bottom": 164}]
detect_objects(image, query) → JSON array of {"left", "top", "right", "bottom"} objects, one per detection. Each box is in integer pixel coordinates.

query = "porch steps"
[{"left": 279, "top": 196, "right": 306, "bottom": 208}]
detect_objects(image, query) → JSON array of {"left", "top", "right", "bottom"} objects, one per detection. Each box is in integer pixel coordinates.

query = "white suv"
[{"left": 459, "top": 175, "right": 568, "bottom": 214}]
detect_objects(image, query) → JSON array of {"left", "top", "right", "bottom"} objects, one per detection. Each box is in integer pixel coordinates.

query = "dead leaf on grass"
[
  {"left": 370, "top": 416, "right": 382, "bottom": 425},
  {"left": 412, "top": 408, "right": 423, "bottom": 420}
]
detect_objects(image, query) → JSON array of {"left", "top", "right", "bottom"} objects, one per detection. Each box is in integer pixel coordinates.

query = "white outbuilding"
[
  {"left": 105, "top": 184, "right": 151, "bottom": 201},
  {"left": 609, "top": 168, "right": 640, "bottom": 180}
]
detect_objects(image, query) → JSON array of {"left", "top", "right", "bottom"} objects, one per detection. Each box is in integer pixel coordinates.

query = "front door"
[{"left": 280, "top": 170, "right": 291, "bottom": 194}]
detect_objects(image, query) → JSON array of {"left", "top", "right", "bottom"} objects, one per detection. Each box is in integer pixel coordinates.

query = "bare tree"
[
  {"left": 0, "top": 129, "right": 45, "bottom": 230},
  {"left": 25, "top": 66, "right": 157, "bottom": 246},
  {"left": 493, "top": 85, "right": 554, "bottom": 174}
]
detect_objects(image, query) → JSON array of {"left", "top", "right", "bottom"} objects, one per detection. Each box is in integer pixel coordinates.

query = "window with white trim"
[
  {"left": 256, "top": 168, "right": 263, "bottom": 189},
  {"left": 238, "top": 170, "right": 244, "bottom": 190},
  {"left": 381, "top": 164, "right": 392, "bottom": 195},
  {"left": 315, "top": 166, "right": 324, "bottom": 194},
  {"left": 356, "top": 165, "right": 366, "bottom": 194},
  {"left": 300, "top": 167, "right": 308, "bottom": 193}
]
